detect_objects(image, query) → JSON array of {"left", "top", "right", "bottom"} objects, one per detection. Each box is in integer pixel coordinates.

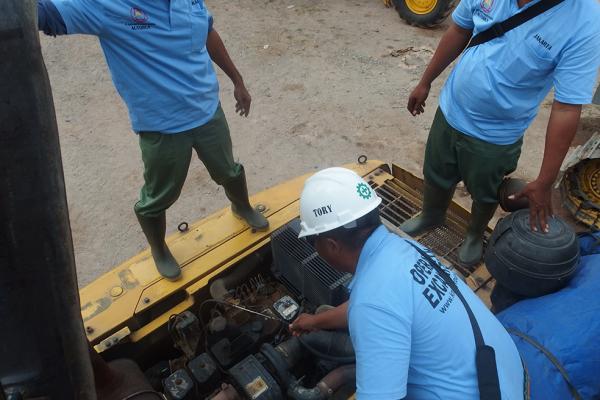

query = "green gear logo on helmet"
[{"left": 356, "top": 183, "right": 372, "bottom": 200}]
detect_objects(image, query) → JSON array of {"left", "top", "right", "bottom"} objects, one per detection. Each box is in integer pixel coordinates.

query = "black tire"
[{"left": 393, "top": 0, "right": 457, "bottom": 28}]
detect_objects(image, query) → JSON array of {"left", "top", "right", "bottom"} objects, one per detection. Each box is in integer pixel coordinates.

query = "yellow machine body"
[{"left": 81, "top": 161, "right": 495, "bottom": 358}]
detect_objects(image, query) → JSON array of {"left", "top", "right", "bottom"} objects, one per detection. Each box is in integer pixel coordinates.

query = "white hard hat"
[{"left": 298, "top": 167, "right": 382, "bottom": 238}]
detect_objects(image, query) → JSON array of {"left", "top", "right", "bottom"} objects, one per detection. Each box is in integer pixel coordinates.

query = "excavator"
[
  {"left": 386, "top": 0, "right": 456, "bottom": 28},
  {"left": 2, "top": 1, "right": 599, "bottom": 399}
]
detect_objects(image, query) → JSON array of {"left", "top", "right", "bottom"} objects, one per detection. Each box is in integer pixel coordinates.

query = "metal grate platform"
[{"left": 370, "top": 171, "right": 490, "bottom": 277}]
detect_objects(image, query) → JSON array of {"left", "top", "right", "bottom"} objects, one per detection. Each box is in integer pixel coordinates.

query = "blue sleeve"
[
  {"left": 349, "top": 303, "right": 412, "bottom": 399},
  {"left": 553, "top": 29, "right": 600, "bottom": 105},
  {"left": 452, "top": 0, "right": 475, "bottom": 30},
  {"left": 50, "top": 0, "right": 104, "bottom": 36},
  {"left": 38, "top": 0, "right": 67, "bottom": 36}
]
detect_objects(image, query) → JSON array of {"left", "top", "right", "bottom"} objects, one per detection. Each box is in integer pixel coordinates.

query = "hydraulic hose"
[{"left": 298, "top": 331, "right": 355, "bottom": 363}]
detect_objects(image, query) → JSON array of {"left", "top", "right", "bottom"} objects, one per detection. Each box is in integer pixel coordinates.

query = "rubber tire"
[{"left": 393, "top": 0, "right": 457, "bottom": 28}]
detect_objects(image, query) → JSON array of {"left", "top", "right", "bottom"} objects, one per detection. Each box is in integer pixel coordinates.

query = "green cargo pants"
[
  {"left": 134, "top": 105, "right": 241, "bottom": 217},
  {"left": 423, "top": 108, "right": 523, "bottom": 204}
]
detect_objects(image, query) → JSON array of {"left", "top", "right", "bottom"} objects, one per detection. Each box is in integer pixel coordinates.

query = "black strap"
[
  {"left": 507, "top": 328, "right": 582, "bottom": 400},
  {"left": 466, "top": 0, "right": 566, "bottom": 49},
  {"left": 406, "top": 241, "right": 501, "bottom": 400},
  {"left": 406, "top": 241, "right": 485, "bottom": 346}
]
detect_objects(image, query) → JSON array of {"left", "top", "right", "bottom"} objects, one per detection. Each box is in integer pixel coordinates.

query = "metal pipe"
[
  {"left": 287, "top": 364, "right": 356, "bottom": 400},
  {"left": 0, "top": 1, "right": 95, "bottom": 398}
]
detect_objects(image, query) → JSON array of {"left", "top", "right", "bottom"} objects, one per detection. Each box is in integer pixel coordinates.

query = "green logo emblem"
[{"left": 356, "top": 183, "right": 372, "bottom": 200}]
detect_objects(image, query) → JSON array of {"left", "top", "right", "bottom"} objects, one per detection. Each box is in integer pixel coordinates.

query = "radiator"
[{"left": 271, "top": 219, "right": 352, "bottom": 307}]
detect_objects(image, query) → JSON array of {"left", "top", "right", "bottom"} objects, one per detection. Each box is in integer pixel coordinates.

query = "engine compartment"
[{"left": 144, "top": 218, "right": 357, "bottom": 400}]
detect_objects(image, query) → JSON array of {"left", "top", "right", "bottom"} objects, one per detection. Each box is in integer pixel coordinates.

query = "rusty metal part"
[
  {"left": 169, "top": 311, "right": 202, "bottom": 360},
  {"left": 561, "top": 158, "right": 600, "bottom": 230},
  {"left": 497, "top": 178, "right": 529, "bottom": 212},
  {"left": 321, "top": 364, "right": 356, "bottom": 394},
  {"left": 209, "top": 252, "right": 264, "bottom": 300},
  {"left": 210, "top": 384, "right": 241, "bottom": 400},
  {"left": 288, "top": 364, "right": 356, "bottom": 400},
  {"left": 90, "top": 347, "right": 160, "bottom": 400}
]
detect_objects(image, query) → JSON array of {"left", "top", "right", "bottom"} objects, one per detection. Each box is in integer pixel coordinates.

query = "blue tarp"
[{"left": 497, "top": 233, "right": 600, "bottom": 400}]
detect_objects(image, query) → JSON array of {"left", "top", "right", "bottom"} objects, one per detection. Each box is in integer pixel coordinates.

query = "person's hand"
[
  {"left": 509, "top": 180, "right": 553, "bottom": 232},
  {"left": 407, "top": 82, "right": 431, "bottom": 116},
  {"left": 234, "top": 84, "right": 251, "bottom": 117},
  {"left": 289, "top": 313, "right": 319, "bottom": 337}
]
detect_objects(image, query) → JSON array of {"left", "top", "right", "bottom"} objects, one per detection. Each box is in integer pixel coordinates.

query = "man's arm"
[
  {"left": 37, "top": 0, "right": 103, "bottom": 36},
  {"left": 512, "top": 101, "right": 581, "bottom": 232},
  {"left": 289, "top": 301, "right": 348, "bottom": 336},
  {"left": 407, "top": 22, "right": 472, "bottom": 116},
  {"left": 206, "top": 29, "right": 251, "bottom": 117}
]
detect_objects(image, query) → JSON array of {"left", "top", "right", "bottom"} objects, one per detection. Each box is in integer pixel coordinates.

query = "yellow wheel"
[
  {"left": 562, "top": 158, "right": 600, "bottom": 230},
  {"left": 405, "top": 0, "right": 438, "bottom": 15},
  {"left": 393, "top": 0, "right": 456, "bottom": 28}
]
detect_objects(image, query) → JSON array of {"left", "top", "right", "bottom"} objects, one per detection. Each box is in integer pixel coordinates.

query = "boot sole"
[
  {"left": 231, "top": 209, "right": 269, "bottom": 232},
  {"left": 457, "top": 249, "right": 483, "bottom": 267},
  {"left": 400, "top": 220, "right": 444, "bottom": 237},
  {"left": 161, "top": 271, "right": 182, "bottom": 281}
]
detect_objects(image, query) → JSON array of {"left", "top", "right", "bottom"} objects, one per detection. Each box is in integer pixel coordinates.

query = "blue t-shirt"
[
  {"left": 439, "top": 0, "right": 600, "bottom": 145},
  {"left": 50, "top": 0, "right": 220, "bottom": 133},
  {"left": 348, "top": 226, "right": 524, "bottom": 399}
]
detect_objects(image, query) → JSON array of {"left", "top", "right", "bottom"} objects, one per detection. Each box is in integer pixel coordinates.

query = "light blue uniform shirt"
[
  {"left": 439, "top": 0, "right": 600, "bottom": 145},
  {"left": 51, "top": 0, "right": 220, "bottom": 133},
  {"left": 348, "top": 226, "right": 524, "bottom": 399}
]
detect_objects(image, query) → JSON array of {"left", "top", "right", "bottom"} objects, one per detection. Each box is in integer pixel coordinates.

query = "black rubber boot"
[
  {"left": 223, "top": 167, "right": 269, "bottom": 231},
  {"left": 136, "top": 213, "right": 181, "bottom": 281},
  {"left": 458, "top": 201, "right": 498, "bottom": 266},
  {"left": 400, "top": 182, "right": 456, "bottom": 236}
]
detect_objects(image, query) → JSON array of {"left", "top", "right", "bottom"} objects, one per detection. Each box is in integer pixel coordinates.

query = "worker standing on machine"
[
  {"left": 290, "top": 167, "right": 526, "bottom": 399},
  {"left": 402, "top": 0, "right": 600, "bottom": 265},
  {"left": 37, "top": 0, "right": 269, "bottom": 281}
]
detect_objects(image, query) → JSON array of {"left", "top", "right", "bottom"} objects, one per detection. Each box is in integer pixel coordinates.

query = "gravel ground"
[{"left": 38, "top": 0, "right": 600, "bottom": 287}]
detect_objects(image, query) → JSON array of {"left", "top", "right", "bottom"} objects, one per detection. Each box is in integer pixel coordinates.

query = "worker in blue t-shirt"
[
  {"left": 38, "top": 0, "right": 269, "bottom": 280},
  {"left": 291, "top": 168, "right": 525, "bottom": 399},
  {"left": 402, "top": 0, "right": 600, "bottom": 266}
]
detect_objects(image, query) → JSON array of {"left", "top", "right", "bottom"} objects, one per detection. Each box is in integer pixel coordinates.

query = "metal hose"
[{"left": 287, "top": 365, "right": 356, "bottom": 400}]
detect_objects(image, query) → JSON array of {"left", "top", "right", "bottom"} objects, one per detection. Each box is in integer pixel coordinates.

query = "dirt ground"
[{"left": 39, "top": 0, "right": 600, "bottom": 288}]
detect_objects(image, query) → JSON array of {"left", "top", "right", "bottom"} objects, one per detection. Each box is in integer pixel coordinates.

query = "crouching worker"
[{"left": 290, "top": 167, "right": 526, "bottom": 399}]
